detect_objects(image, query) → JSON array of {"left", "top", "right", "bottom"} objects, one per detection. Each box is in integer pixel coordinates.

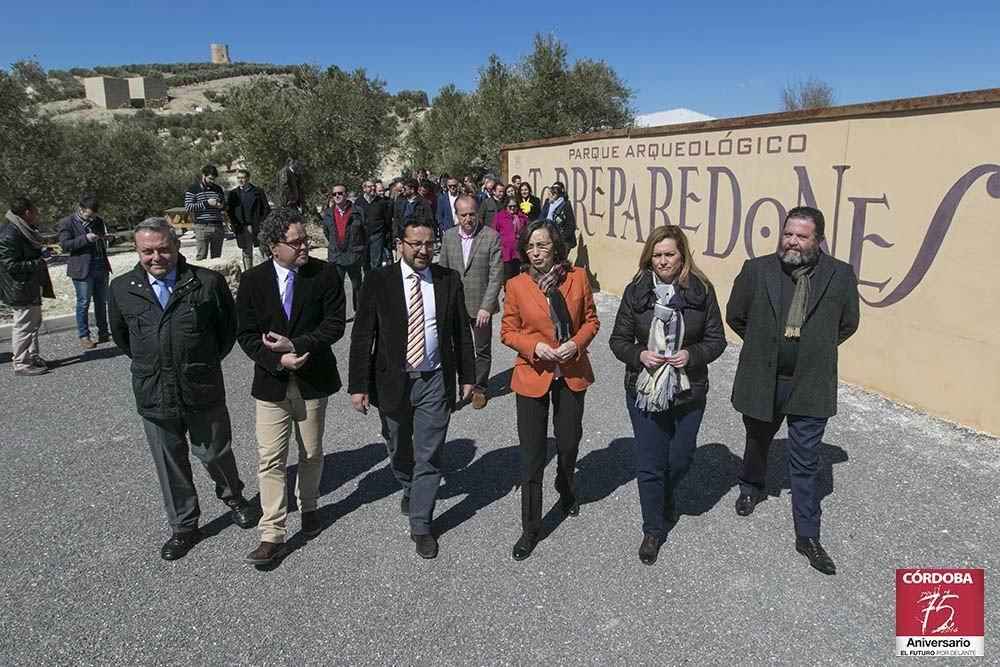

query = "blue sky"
[{"left": 3, "top": 0, "right": 997, "bottom": 119}]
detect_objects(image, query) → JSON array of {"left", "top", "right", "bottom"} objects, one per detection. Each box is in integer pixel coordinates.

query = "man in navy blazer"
[
  {"left": 435, "top": 177, "right": 461, "bottom": 234},
  {"left": 57, "top": 196, "right": 113, "bottom": 349}
]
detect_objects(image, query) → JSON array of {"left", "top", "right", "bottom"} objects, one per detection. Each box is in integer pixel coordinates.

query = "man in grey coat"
[
  {"left": 438, "top": 195, "right": 503, "bottom": 408},
  {"left": 726, "top": 205, "right": 860, "bottom": 575}
]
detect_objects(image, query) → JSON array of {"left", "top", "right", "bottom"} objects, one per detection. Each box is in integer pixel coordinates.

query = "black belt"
[{"left": 406, "top": 369, "right": 440, "bottom": 380}]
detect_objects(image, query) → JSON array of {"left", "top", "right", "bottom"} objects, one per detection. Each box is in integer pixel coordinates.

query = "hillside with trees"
[{"left": 0, "top": 34, "right": 635, "bottom": 230}]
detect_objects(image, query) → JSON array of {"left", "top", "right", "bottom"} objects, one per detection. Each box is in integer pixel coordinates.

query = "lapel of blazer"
[
  {"left": 804, "top": 253, "right": 836, "bottom": 322},
  {"left": 263, "top": 260, "right": 289, "bottom": 334},
  {"left": 288, "top": 262, "right": 312, "bottom": 331},
  {"left": 525, "top": 271, "right": 550, "bottom": 316},
  {"left": 387, "top": 262, "right": 407, "bottom": 346},
  {"left": 464, "top": 227, "right": 486, "bottom": 273},
  {"left": 432, "top": 265, "right": 447, "bottom": 323},
  {"left": 763, "top": 254, "right": 782, "bottom": 324}
]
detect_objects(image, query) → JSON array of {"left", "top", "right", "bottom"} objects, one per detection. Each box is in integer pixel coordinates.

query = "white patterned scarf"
[{"left": 634, "top": 273, "right": 690, "bottom": 411}]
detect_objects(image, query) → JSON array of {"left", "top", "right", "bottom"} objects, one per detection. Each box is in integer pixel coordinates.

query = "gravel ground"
[{"left": 0, "top": 290, "right": 996, "bottom": 665}]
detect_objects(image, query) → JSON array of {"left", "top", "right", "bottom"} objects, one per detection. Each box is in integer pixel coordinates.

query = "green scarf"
[{"left": 785, "top": 261, "right": 816, "bottom": 339}]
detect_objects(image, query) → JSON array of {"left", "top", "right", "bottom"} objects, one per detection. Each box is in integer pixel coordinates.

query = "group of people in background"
[{"left": 0, "top": 155, "right": 859, "bottom": 574}]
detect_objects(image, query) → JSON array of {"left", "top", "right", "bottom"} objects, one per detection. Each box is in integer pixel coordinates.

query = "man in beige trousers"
[{"left": 236, "top": 207, "right": 346, "bottom": 565}]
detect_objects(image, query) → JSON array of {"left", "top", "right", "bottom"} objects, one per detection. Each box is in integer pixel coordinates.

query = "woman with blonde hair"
[{"left": 609, "top": 225, "right": 725, "bottom": 565}]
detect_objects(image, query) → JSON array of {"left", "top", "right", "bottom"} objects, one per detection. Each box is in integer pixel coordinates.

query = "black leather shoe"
[
  {"left": 560, "top": 494, "right": 580, "bottom": 517},
  {"left": 512, "top": 532, "right": 538, "bottom": 561},
  {"left": 244, "top": 540, "right": 287, "bottom": 566},
  {"left": 228, "top": 497, "right": 260, "bottom": 529},
  {"left": 301, "top": 510, "right": 321, "bottom": 538},
  {"left": 400, "top": 495, "right": 410, "bottom": 516},
  {"left": 735, "top": 492, "right": 761, "bottom": 516},
  {"left": 795, "top": 536, "right": 836, "bottom": 575},
  {"left": 664, "top": 493, "right": 680, "bottom": 524},
  {"left": 411, "top": 533, "right": 438, "bottom": 559},
  {"left": 639, "top": 534, "right": 660, "bottom": 565},
  {"left": 160, "top": 529, "right": 202, "bottom": 561}
]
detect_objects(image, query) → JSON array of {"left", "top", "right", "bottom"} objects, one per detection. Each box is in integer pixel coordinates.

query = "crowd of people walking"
[{"left": 0, "top": 159, "right": 859, "bottom": 574}]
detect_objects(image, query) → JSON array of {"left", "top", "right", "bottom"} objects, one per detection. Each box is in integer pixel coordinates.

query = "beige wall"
[{"left": 505, "top": 96, "right": 1000, "bottom": 435}]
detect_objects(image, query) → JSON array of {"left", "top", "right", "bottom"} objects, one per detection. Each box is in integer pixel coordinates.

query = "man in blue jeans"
[{"left": 57, "top": 197, "right": 112, "bottom": 349}]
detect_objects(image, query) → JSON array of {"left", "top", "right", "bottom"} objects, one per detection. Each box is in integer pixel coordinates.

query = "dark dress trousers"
[
  {"left": 348, "top": 262, "right": 475, "bottom": 534},
  {"left": 726, "top": 252, "right": 860, "bottom": 537},
  {"left": 609, "top": 272, "right": 726, "bottom": 539}
]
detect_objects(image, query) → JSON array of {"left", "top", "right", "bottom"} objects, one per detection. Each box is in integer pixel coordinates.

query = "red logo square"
[{"left": 896, "top": 568, "right": 984, "bottom": 656}]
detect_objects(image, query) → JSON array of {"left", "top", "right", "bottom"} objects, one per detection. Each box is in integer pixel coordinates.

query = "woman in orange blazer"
[{"left": 500, "top": 219, "right": 600, "bottom": 560}]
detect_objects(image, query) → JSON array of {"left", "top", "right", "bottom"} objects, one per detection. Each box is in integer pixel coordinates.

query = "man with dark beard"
[{"left": 726, "top": 206, "right": 859, "bottom": 575}]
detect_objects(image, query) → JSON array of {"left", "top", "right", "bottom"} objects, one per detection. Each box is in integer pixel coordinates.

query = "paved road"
[{"left": 1, "top": 291, "right": 996, "bottom": 665}]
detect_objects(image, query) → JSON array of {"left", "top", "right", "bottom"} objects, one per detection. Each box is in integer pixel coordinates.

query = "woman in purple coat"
[{"left": 493, "top": 197, "right": 528, "bottom": 282}]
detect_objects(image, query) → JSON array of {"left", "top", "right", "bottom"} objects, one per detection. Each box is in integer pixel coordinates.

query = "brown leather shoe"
[
  {"left": 80, "top": 337, "right": 96, "bottom": 350},
  {"left": 15, "top": 365, "right": 48, "bottom": 377},
  {"left": 97, "top": 334, "right": 111, "bottom": 344},
  {"left": 471, "top": 392, "right": 487, "bottom": 409},
  {"left": 244, "top": 541, "right": 287, "bottom": 565}
]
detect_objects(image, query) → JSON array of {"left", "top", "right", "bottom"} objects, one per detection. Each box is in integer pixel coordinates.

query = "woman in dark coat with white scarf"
[{"left": 609, "top": 225, "right": 726, "bottom": 565}]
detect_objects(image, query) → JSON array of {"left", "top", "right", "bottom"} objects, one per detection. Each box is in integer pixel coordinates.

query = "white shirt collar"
[
  {"left": 273, "top": 259, "right": 297, "bottom": 282},
  {"left": 400, "top": 259, "right": 431, "bottom": 282}
]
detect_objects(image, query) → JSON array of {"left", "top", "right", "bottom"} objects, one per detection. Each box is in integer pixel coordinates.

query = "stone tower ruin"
[{"left": 210, "top": 44, "right": 230, "bottom": 64}]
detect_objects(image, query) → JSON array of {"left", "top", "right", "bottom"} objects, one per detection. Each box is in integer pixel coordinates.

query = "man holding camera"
[{"left": 57, "top": 196, "right": 113, "bottom": 350}]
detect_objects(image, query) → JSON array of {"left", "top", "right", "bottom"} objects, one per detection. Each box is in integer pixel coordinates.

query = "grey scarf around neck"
[{"left": 784, "top": 259, "right": 817, "bottom": 339}]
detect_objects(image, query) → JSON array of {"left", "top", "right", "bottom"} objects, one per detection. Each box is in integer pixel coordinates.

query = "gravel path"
[{"left": 0, "top": 289, "right": 996, "bottom": 665}]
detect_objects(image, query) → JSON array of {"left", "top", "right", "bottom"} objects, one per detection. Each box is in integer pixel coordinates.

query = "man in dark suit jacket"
[
  {"left": 726, "top": 205, "right": 860, "bottom": 576},
  {"left": 348, "top": 216, "right": 476, "bottom": 559},
  {"left": 391, "top": 178, "right": 434, "bottom": 239},
  {"left": 275, "top": 158, "right": 305, "bottom": 211},
  {"left": 236, "top": 207, "right": 346, "bottom": 565},
  {"left": 540, "top": 181, "right": 578, "bottom": 249},
  {"left": 57, "top": 196, "right": 113, "bottom": 349},
  {"left": 435, "top": 177, "right": 461, "bottom": 234},
  {"left": 226, "top": 167, "right": 271, "bottom": 271},
  {"left": 355, "top": 179, "right": 394, "bottom": 274}
]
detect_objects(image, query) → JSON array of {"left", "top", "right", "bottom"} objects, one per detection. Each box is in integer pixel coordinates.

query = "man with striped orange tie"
[{"left": 348, "top": 216, "right": 475, "bottom": 559}]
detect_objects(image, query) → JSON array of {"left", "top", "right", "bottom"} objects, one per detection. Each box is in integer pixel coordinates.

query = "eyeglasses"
[
  {"left": 332, "top": 191, "right": 347, "bottom": 197},
  {"left": 400, "top": 239, "right": 438, "bottom": 251},
  {"left": 525, "top": 242, "right": 552, "bottom": 252},
  {"left": 279, "top": 237, "right": 310, "bottom": 249}
]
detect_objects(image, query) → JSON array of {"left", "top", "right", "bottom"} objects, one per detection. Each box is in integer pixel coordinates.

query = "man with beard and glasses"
[
  {"left": 726, "top": 206, "right": 860, "bottom": 576},
  {"left": 184, "top": 165, "right": 226, "bottom": 260},
  {"left": 348, "top": 216, "right": 475, "bottom": 559}
]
